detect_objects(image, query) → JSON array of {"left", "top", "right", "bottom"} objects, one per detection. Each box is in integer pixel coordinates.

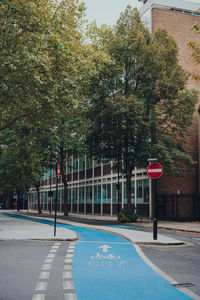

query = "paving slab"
[
  {"left": 11, "top": 212, "right": 184, "bottom": 245},
  {"left": 0, "top": 213, "right": 77, "bottom": 241}
]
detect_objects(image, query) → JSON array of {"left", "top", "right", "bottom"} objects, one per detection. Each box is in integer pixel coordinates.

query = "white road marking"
[
  {"left": 50, "top": 249, "right": 58, "bottom": 253},
  {"left": 65, "top": 258, "right": 73, "bottom": 263},
  {"left": 32, "top": 294, "right": 45, "bottom": 300},
  {"left": 52, "top": 245, "right": 60, "bottom": 249},
  {"left": 44, "top": 258, "right": 54, "bottom": 264},
  {"left": 47, "top": 253, "right": 56, "bottom": 258},
  {"left": 63, "top": 271, "right": 73, "bottom": 279},
  {"left": 64, "top": 265, "right": 72, "bottom": 270},
  {"left": 64, "top": 294, "right": 77, "bottom": 300},
  {"left": 35, "top": 282, "right": 48, "bottom": 291},
  {"left": 98, "top": 245, "right": 112, "bottom": 253},
  {"left": 67, "top": 250, "right": 74, "bottom": 253},
  {"left": 65, "top": 254, "right": 74, "bottom": 258},
  {"left": 63, "top": 281, "right": 74, "bottom": 290},
  {"left": 39, "top": 272, "right": 50, "bottom": 279},
  {"left": 42, "top": 264, "right": 52, "bottom": 270},
  {"left": 54, "top": 242, "right": 61, "bottom": 246}
]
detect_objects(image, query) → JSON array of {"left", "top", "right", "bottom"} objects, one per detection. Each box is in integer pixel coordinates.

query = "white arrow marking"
[{"left": 98, "top": 245, "right": 112, "bottom": 253}]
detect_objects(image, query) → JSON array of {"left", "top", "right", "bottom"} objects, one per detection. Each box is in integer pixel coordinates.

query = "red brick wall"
[{"left": 151, "top": 9, "right": 200, "bottom": 194}]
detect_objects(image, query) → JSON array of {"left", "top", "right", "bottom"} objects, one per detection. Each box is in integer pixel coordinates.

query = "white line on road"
[
  {"left": 39, "top": 272, "right": 50, "bottom": 279},
  {"left": 65, "top": 254, "right": 74, "bottom": 258},
  {"left": 32, "top": 294, "right": 45, "bottom": 300},
  {"left": 64, "top": 293, "right": 77, "bottom": 300},
  {"left": 35, "top": 282, "right": 48, "bottom": 291},
  {"left": 63, "top": 271, "right": 73, "bottom": 279},
  {"left": 63, "top": 281, "right": 74, "bottom": 290},
  {"left": 47, "top": 253, "right": 56, "bottom": 258},
  {"left": 64, "top": 265, "right": 72, "bottom": 270},
  {"left": 44, "top": 258, "right": 54, "bottom": 263},
  {"left": 65, "top": 258, "right": 73, "bottom": 263},
  {"left": 50, "top": 249, "right": 58, "bottom": 253},
  {"left": 42, "top": 264, "right": 52, "bottom": 270}
]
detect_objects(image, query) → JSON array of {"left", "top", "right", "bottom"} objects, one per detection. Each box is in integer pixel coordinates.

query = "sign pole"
[
  {"left": 54, "top": 163, "right": 60, "bottom": 237},
  {"left": 54, "top": 163, "right": 58, "bottom": 237},
  {"left": 147, "top": 159, "right": 163, "bottom": 241},
  {"left": 153, "top": 179, "right": 157, "bottom": 240}
]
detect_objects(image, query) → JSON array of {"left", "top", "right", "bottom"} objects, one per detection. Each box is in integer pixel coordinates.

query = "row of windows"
[
  {"left": 43, "top": 156, "right": 103, "bottom": 179},
  {"left": 30, "top": 179, "right": 149, "bottom": 204}
]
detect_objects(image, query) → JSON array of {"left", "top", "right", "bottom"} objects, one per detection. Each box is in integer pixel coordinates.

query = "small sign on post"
[
  {"left": 147, "top": 162, "right": 163, "bottom": 240},
  {"left": 147, "top": 162, "right": 163, "bottom": 179}
]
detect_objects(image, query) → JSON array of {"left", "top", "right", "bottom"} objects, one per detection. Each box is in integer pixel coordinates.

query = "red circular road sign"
[
  {"left": 57, "top": 164, "right": 60, "bottom": 179},
  {"left": 147, "top": 162, "right": 163, "bottom": 179}
]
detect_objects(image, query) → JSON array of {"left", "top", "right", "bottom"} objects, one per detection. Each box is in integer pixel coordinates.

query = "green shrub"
[{"left": 118, "top": 207, "right": 138, "bottom": 223}]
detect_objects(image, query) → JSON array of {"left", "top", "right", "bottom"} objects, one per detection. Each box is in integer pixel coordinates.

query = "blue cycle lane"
[{"left": 4, "top": 214, "right": 192, "bottom": 300}]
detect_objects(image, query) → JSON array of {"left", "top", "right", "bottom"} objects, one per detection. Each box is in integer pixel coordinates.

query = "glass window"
[
  {"left": 137, "top": 180, "right": 143, "bottom": 203},
  {"left": 103, "top": 184, "right": 111, "bottom": 204},
  {"left": 67, "top": 189, "right": 71, "bottom": 204},
  {"left": 86, "top": 156, "right": 92, "bottom": 169},
  {"left": 79, "top": 187, "right": 85, "bottom": 203},
  {"left": 73, "top": 157, "right": 78, "bottom": 173},
  {"left": 124, "top": 182, "right": 135, "bottom": 204},
  {"left": 79, "top": 156, "right": 85, "bottom": 171},
  {"left": 86, "top": 186, "right": 92, "bottom": 203},
  {"left": 112, "top": 183, "right": 122, "bottom": 203},
  {"left": 94, "top": 185, "right": 101, "bottom": 203},
  {"left": 72, "top": 188, "right": 78, "bottom": 203},
  {"left": 144, "top": 180, "right": 149, "bottom": 203},
  {"left": 67, "top": 159, "right": 73, "bottom": 174}
]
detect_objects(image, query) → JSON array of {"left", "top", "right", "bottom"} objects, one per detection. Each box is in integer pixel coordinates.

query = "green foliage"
[
  {"left": 86, "top": 6, "right": 198, "bottom": 206},
  {"left": 118, "top": 207, "right": 138, "bottom": 223}
]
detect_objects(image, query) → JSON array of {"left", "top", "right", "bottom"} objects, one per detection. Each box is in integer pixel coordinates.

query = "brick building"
[
  {"left": 140, "top": 0, "right": 200, "bottom": 219},
  {"left": 28, "top": 0, "right": 200, "bottom": 219}
]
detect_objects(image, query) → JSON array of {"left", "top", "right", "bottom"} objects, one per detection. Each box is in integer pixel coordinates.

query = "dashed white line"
[
  {"left": 65, "top": 258, "right": 73, "bottom": 263},
  {"left": 39, "top": 272, "right": 50, "bottom": 279},
  {"left": 63, "top": 271, "right": 73, "bottom": 279},
  {"left": 44, "top": 258, "right": 54, "bottom": 264},
  {"left": 63, "top": 281, "right": 74, "bottom": 290},
  {"left": 67, "top": 250, "right": 74, "bottom": 253},
  {"left": 32, "top": 294, "right": 45, "bottom": 300},
  {"left": 65, "top": 254, "right": 74, "bottom": 258},
  {"left": 47, "top": 253, "right": 56, "bottom": 258},
  {"left": 64, "top": 265, "right": 72, "bottom": 270},
  {"left": 64, "top": 293, "right": 77, "bottom": 300},
  {"left": 50, "top": 249, "right": 58, "bottom": 253},
  {"left": 35, "top": 282, "right": 48, "bottom": 291},
  {"left": 42, "top": 264, "right": 52, "bottom": 270}
]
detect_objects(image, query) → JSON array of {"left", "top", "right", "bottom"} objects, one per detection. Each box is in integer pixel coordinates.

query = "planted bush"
[{"left": 118, "top": 207, "right": 137, "bottom": 223}]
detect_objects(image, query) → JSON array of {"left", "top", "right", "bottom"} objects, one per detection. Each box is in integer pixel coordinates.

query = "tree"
[
  {"left": 86, "top": 7, "right": 198, "bottom": 208},
  {"left": 188, "top": 22, "right": 200, "bottom": 81}
]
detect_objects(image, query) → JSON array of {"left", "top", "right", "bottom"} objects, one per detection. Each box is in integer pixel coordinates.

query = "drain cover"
[{"left": 172, "top": 283, "right": 194, "bottom": 288}]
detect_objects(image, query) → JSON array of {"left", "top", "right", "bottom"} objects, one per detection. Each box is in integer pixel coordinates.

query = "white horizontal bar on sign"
[{"left": 148, "top": 169, "right": 162, "bottom": 173}]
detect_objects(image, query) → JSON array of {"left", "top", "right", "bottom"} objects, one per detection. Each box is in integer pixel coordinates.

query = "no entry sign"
[
  {"left": 57, "top": 164, "right": 60, "bottom": 179},
  {"left": 147, "top": 162, "right": 163, "bottom": 179}
]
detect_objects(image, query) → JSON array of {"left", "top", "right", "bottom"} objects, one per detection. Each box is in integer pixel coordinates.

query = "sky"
[
  {"left": 82, "top": 0, "right": 200, "bottom": 26},
  {"left": 82, "top": 0, "right": 143, "bottom": 26}
]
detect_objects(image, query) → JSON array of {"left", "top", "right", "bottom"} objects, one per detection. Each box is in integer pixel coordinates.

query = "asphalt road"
[
  {"left": 141, "top": 229, "right": 200, "bottom": 297},
  {"left": 0, "top": 213, "right": 199, "bottom": 300},
  {"left": 0, "top": 240, "right": 73, "bottom": 300}
]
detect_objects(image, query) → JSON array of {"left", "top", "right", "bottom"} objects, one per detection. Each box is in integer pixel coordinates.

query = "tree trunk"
[
  {"left": 16, "top": 187, "right": 21, "bottom": 211},
  {"left": 35, "top": 184, "right": 42, "bottom": 213},
  {"left": 126, "top": 165, "right": 133, "bottom": 208},
  {"left": 60, "top": 146, "right": 68, "bottom": 216}
]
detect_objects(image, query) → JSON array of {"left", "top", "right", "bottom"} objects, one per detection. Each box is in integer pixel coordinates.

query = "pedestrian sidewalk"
[
  {"left": 1, "top": 210, "right": 188, "bottom": 245},
  {"left": 0, "top": 211, "right": 77, "bottom": 241}
]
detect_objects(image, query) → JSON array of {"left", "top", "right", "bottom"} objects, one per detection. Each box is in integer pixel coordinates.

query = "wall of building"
[{"left": 151, "top": 8, "right": 200, "bottom": 195}]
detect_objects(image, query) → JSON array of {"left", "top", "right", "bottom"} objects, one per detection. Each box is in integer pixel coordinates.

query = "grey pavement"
[
  {"left": 0, "top": 212, "right": 77, "bottom": 241},
  {"left": 0, "top": 210, "right": 186, "bottom": 245}
]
